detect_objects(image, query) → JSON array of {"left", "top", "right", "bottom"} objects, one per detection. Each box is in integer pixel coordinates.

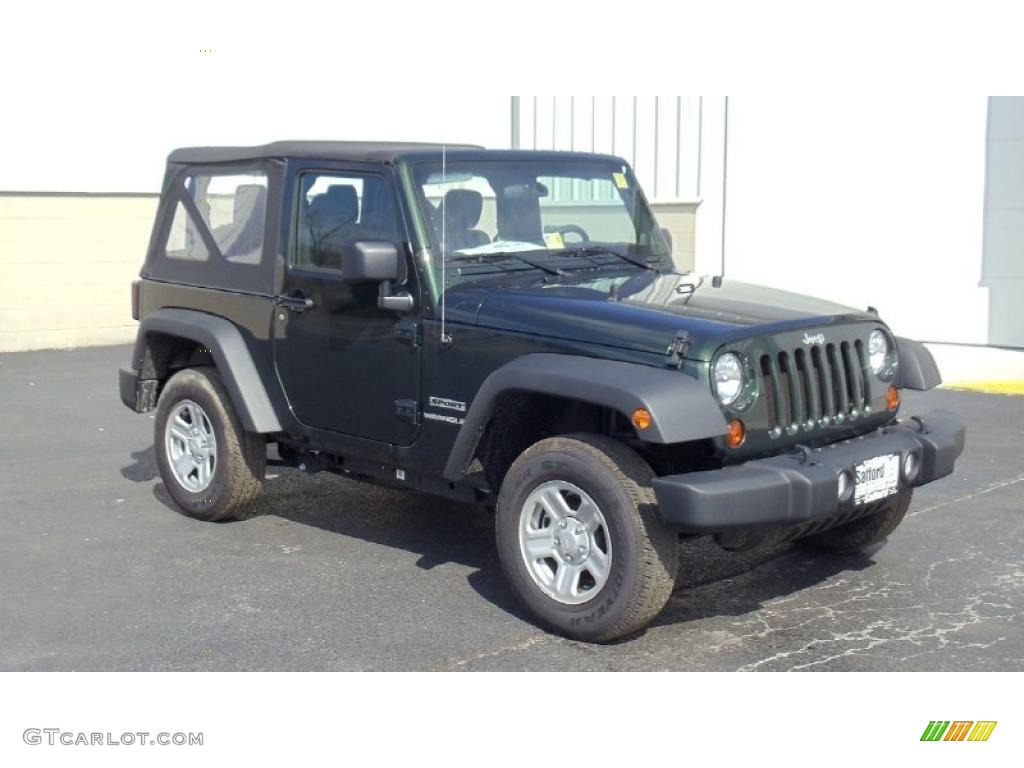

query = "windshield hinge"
[
  {"left": 395, "top": 320, "right": 422, "bottom": 348},
  {"left": 665, "top": 330, "right": 691, "bottom": 368}
]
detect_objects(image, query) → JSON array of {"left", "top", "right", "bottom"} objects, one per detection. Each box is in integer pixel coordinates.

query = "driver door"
[{"left": 272, "top": 165, "right": 420, "bottom": 445}]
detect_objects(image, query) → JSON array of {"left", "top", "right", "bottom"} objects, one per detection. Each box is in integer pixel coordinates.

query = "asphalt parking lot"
[{"left": 1, "top": 345, "right": 1021, "bottom": 671}]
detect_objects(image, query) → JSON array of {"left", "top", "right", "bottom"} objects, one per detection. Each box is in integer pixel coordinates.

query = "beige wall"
[
  {"left": 0, "top": 194, "right": 698, "bottom": 353},
  {"left": 651, "top": 201, "right": 698, "bottom": 271},
  {"left": 0, "top": 194, "right": 156, "bottom": 352}
]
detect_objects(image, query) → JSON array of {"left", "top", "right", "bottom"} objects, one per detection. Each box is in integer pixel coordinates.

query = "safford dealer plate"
[{"left": 854, "top": 454, "right": 900, "bottom": 504}]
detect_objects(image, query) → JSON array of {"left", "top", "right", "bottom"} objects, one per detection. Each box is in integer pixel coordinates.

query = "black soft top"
[{"left": 167, "top": 141, "right": 485, "bottom": 165}]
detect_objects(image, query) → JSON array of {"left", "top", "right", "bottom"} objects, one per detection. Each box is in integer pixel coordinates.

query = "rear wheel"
[
  {"left": 154, "top": 366, "right": 265, "bottom": 521},
  {"left": 495, "top": 433, "right": 678, "bottom": 642},
  {"left": 799, "top": 488, "right": 913, "bottom": 554}
]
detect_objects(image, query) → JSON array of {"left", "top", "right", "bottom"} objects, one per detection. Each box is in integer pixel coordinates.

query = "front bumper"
[{"left": 652, "top": 410, "right": 965, "bottom": 533}]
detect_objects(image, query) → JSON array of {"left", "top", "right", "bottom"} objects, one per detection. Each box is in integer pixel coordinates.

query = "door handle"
[{"left": 275, "top": 293, "right": 314, "bottom": 313}]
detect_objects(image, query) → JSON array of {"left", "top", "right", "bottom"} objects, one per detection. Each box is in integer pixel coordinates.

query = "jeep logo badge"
[{"left": 802, "top": 332, "right": 825, "bottom": 345}]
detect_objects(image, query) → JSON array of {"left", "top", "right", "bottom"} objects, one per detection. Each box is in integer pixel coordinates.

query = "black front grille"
[{"left": 760, "top": 341, "right": 870, "bottom": 436}]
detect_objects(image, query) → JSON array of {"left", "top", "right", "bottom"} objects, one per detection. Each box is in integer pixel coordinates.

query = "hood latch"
[{"left": 665, "top": 330, "right": 691, "bottom": 368}]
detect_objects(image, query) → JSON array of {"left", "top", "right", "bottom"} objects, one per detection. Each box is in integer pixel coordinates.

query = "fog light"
[
  {"left": 837, "top": 471, "right": 854, "bottom": 502},
  {"left": 632, "top": 408, "right": 652, "bottom": 430},
  {"left": 886, "top": 385, "right": 900, "bottom": 411},
  {"left": 726, "top": 418, "right": 746, "bottom": 448},
  {"left": 903, "top": 452, "right": 919, "bottom": 482}
]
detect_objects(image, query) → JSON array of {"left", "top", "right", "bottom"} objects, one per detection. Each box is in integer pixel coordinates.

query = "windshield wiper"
[
  {"left": 553, "top": 246, "right": 659, "bottom": 271},
  {"left": 446, "top": 251, "right": 566, "bottom": 276},
  {"left": 558, "top": 246, "right": 660, "bottom": 271}
]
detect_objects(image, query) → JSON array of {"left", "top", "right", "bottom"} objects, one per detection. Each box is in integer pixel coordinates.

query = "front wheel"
[{"left": 495, "top": 434, "right": 678, "bottom": 642}]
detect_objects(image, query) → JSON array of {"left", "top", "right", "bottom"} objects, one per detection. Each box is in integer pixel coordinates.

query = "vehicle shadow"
[
  {"left": 120, "top": 446, "right": 159, "bottom": 482},
  {"left": 137, "top": 454, "right": 877, "bottom": 640},
  {"left": 144, "top": 461, "right": 540, "bottom": 624},
  {"left": 147, "top": 465, "right": 497, "bottom": 568},
  {"left": 648, "top": 540, "right": 874, "bottom": 632}
]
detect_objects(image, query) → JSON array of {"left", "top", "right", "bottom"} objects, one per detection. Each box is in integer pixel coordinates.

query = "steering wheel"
[{"left": 550, "top": 224, "right": 590, "bottom": 244}]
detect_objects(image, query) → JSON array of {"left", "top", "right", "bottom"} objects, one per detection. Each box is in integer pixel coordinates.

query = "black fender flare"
[
  {"left": 442, "top": 353, "right": 728, "bottom": 481},
  {"left": 896, "top": 337, "right": 942, "bottom": 391},
  {"left": 132, "top": 308, "right": 282, "bottom": 433}
]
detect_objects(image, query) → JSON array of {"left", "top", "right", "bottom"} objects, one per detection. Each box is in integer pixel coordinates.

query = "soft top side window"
[{"left": 165, "top": 171, "right": 268, "bottom": 265}]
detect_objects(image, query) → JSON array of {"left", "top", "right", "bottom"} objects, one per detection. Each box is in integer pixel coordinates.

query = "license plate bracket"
[{"left": 854, "top": 454, "right": 900, "bottom": 504}]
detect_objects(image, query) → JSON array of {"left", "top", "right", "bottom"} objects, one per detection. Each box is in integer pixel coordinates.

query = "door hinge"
[
  {"left": 395, "top": 320, "right": 422, "bottom": 347},
  {"left": 665, "top": 330, "right": 691, "bottom": 368},
  {"left": 395, "top": 398, "right": 421, "bottom": 425}
]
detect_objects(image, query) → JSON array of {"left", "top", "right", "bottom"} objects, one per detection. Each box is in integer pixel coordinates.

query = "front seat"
[
  {"left": 439, "top": 189, "right": 490, "bottom": 252},
  {"left": 304, "top": 185, "right": 359, "bottom": 268}
]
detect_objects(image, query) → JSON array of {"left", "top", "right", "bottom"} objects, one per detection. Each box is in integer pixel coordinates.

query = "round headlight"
[
  {"left": 868, "top": 330, "right": 889, "bottom": 374},
  {"left": 713, "top": 352, "right": 744, "bottom": 406}
]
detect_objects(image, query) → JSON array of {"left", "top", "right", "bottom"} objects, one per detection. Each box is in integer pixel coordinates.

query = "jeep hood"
[{"left": 452, "top": 271, "right": 876, "bottom": 361}]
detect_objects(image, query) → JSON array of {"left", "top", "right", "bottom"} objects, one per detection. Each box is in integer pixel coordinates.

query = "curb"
[{"left": 942, "top": 381, "right": 1024, "bottom": 396}]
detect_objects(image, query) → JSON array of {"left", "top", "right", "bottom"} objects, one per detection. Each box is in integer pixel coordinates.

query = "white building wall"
[
  {"left": 722, "top": 95, "right": 990, "bottom": 346},
  {"left": 517, "top": 95, "right": 1007, "bottom": 352},
  {"left": 691, "top": 98, "right": 728, "bottom": 276},
  {"left": 983, "top": 97, "right": 1024, "bottom": 347},
  {"left": 513, "top": 96, "right": 707, "bottom": 203}
]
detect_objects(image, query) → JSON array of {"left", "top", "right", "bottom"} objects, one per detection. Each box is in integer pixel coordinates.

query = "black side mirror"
[
  {"left": 344, "top": 241, "right": 414, "bottom": 313},
  {"left": 343, "top": 241, "right": 402, "bottom": 284}
]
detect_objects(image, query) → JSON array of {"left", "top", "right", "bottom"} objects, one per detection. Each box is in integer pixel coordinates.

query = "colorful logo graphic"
[{"left": 920, "top": 721, "right": 997, "bottom": 742}]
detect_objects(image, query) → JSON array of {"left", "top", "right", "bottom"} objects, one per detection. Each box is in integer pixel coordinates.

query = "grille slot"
[
  {"left": 781, "top": 352, "right": 805, "bottom": 428},
  {"left": 761, "top": 340, "right": 870, "bottom": 435}
]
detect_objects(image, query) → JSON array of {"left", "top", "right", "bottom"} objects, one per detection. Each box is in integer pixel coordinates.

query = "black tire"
[
  {"left": 799, "top": 488, "right": 913, "bottom": 554},
  {"left": 495, "top": 433, "right": 678, "bottom": 642},
  {"left": 154, "top": 366, "right": 265, "bottom": 521}
]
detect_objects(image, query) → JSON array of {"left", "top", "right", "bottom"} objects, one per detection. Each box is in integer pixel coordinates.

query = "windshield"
[{"left": 408, "top": 156, "right": 671, "bottom": 286}]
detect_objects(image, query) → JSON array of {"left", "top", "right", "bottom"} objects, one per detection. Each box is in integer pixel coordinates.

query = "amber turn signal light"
[
  {"left": 726, "top": 418, "right": 746, "bottom": 448},
  {"left": 886, "top": 385, "right": 900, "bottom": 411},
  {"left": 632, "top": 408, "right": 652, "bottom": 430}
]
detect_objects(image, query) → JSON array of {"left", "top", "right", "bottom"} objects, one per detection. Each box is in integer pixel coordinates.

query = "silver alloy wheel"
[
  {"left": 518, "top": 480, "right": 612, "bottom": 605},
  {"left": 165, "top": 399, "right": 217, "bottom": 493}
]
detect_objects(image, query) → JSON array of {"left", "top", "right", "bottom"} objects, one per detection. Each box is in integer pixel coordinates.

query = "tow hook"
[{"left": 791, "top": 444, "right": 814, "bottom": 465}]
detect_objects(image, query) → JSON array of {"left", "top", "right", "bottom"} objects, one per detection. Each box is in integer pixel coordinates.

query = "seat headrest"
[
  {"left": 308, "top": 184, "right": 359, "bottom": 226},
  {"left": 441, "top": 189, "right": 483, "bottom": 228},
  {"left": 233, "top": 184, "right": 267, "bottom": 223}
]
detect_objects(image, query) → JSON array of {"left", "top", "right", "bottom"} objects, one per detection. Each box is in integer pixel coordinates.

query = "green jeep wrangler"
[{"left": 120, "top": 141, "right": 965, "bottom": 641}]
